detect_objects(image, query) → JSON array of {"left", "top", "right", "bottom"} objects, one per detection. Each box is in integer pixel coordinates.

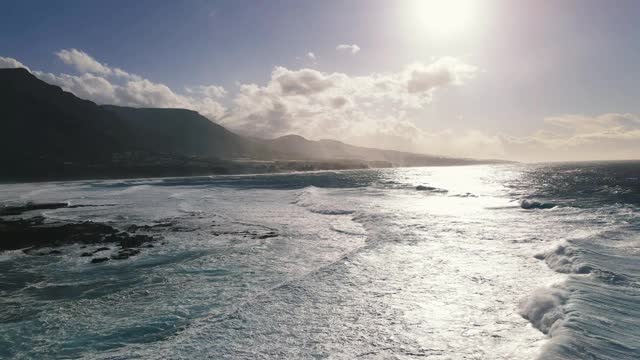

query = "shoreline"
[{"left": 0, "top": 160, "right": 512, "bottom": 185}]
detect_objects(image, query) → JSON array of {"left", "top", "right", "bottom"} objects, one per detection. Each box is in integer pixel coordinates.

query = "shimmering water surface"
[{"left": 0, "top": 162, "right": 638, "bottom": 359}]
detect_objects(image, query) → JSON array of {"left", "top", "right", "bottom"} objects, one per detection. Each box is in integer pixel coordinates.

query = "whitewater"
[{"left": 0, "top": 163, "right": 638, "bottom": 359}]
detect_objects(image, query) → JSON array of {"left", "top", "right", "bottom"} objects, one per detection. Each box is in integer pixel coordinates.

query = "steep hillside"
[
  {"left": 102, "top": 105, "right": 252, "bottom": 159},
  {"left": 0, "top": 68, "right": 130, "bottom": 163}
]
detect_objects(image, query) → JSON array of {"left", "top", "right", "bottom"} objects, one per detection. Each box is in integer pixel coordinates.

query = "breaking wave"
[
  {"left": 518, "top": 285, "right": 568, "bottom": 336},
  {"left": 293, "top": 186, "right": 356, "bottom": 215},
  {"left": 534, "top": 243, "right": 593, "bottom": 274}
]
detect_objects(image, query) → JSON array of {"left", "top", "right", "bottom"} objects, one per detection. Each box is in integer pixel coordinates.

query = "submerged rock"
[
  {"left": 519, "top": 199, "right": 556, "bottom": 210},
  {"left": 91, "top": 257, "right": 109, "bottom": 264},
  {"left": 111, "top": 248, "right": 140, "bottom": 260},
  {"left": 1, "top": 202, "right": 157, "bottom": 261},
  {"left": 416, "top": 185, "right": 448, "bottom": 193},
  {"left": 0, "top": 202, "right": 69, "bottom": 216},
  {"left": 0, "top": 208, "right": 155, "bottom": 252},
  {"left": 120, "top": 235, "right": 149, "bottom": 249},
  {"left": 257, "top": 231, "right": 278, "bottom": 239},
  {"left": 127, "top": 222, "right": 174, "bottom": 233}
]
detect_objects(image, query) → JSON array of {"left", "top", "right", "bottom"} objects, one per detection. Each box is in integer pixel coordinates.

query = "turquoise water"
[{"left": 0, "top": 163, "right": 638, "bottom": 359}]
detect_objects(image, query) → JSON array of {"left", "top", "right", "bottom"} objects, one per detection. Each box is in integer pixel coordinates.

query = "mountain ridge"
[{"left": 0, "top": 68, "right": 508, "bottom": 181}]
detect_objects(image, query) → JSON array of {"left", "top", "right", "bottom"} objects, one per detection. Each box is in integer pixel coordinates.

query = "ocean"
[{"left": 0, "top": 162, "right": 638, "bottom": 359}]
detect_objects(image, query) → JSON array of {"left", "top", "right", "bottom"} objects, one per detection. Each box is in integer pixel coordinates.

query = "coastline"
[{"left": 0, "top": 157, "right": 511, "bottom": 184}]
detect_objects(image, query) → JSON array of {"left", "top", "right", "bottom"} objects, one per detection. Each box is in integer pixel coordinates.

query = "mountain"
[
  {"left": 0, "top": 68, "right": 506, "bottom": 181},
  {"left": 0, "top": 68, "right": 130, "bottom": 162},
  {"left": 101, "top": 105, "right": 251, "bottom": 158},
  {"left": 265, "top": 135, "right": 484, "bottom": 166}
]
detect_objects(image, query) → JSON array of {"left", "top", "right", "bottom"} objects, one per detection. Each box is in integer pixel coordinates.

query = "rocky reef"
[{"left": 0, "top": 202, "right": 155, "bottom": 263}]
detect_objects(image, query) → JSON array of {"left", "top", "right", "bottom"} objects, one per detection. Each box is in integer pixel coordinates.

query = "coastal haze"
[{"left": 1, "top": 1, "right": 640, "bottom": 359}]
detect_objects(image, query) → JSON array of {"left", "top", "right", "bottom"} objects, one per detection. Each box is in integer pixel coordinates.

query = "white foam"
[
  {"left": 518, "top": 285, "right": 568, "bottom": 336},
  {"left": 535, "top": 243, "right": 592, "bottom": 274},
  {"left": 294, "top": 186, "right": 356, "bottom": 215},
  {"left": 0, "top": 249, "right": 28, "bottom": 262}
]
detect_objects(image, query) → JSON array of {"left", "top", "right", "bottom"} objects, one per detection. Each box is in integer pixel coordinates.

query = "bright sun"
[{"left": 409, "top": 0, "right": 478, "bottom": 36}]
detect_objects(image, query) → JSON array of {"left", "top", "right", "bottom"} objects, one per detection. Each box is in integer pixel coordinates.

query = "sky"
[{"left": 1, "top": 0, "right": 640, "bottom": 162}]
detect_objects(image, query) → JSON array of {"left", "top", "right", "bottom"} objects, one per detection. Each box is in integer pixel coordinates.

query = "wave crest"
[
  {"left": 535, "top": 243, "right": 592, "bottom": 274},
  {"left": 518, "top": 286, "right": 568, "bottom": 336},
  {"left": 294, "top": 186, "right": 356, "bottom": 215}
]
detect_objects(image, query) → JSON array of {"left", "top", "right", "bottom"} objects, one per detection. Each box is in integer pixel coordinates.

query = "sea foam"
[
  {"left": 535, "top": 243, "right": 593, "bottom": 274},
  {"left": 518, "top": 285, "right": 568, "bottom": 336}
]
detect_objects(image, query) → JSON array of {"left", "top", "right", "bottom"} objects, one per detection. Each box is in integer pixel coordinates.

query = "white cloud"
[
  {"left": 56, "top": 49, "right": 111, "bottom": 75},
  {"left": 275, "top": 67, "right": 334, "bottom": 95},
  {"left": 221, "top": 65, "right": 640, "bottom": 161},
  {"left": 186, "top": 85, "right": 227, "bottom": 98},
  {"left": 30, "top": 50, "right": 227, "bottom": 119},
  {"left": 336, "top": 44, "right": 361, "bottom": 54},
  {"left": 409, "top": 114, "right": 640, "bottom": 161},
  {"left": 544, "top": 113, "right": 640, "bottom": 135},
  {"left": 0, "top": 56, "right": 30, "bottom": 71},
  {"left": 5, "top": 51, "right": 638, "bottom": 161},
  {"left": 306, "top": 52, "right": 316, "bottom": 61},
  {"left": 55, "top": 48, "right": 140, "bottom": 80},
  {"left": 407, "top": 57, "right": 477, "bottom": 93},
  {"left": 34, "top": 71, "right": 118, "bottom": 105},
  {"left": 220, "top": 58, "right": 478, "bottom": 141}
]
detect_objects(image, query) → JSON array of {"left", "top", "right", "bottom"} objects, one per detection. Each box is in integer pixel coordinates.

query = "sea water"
[{"left": 0, "top": 162, "right": 638, "bottom": 359}]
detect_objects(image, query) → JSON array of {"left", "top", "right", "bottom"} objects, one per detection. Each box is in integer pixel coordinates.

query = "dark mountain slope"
[
  {"left": 0, "top": 68, "right": 130, "bottom": 163},
  {"left": 102, "top": 105, "right": 251, "bottom": 158}
]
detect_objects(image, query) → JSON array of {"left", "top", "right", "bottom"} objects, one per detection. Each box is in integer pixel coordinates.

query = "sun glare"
[{"left": 408, "top": 0, "right": 478, "bottom": 36}]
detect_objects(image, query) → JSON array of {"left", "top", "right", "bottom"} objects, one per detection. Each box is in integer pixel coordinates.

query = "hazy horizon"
[{"left": 2, "top": 0, "right": 640, "bottom": 162}]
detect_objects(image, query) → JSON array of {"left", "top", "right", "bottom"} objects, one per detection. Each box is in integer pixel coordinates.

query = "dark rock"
[
  {"left": 48, "top": 250, "right": 63, "bottom": 255},
  {"left": 127, "top": 222, "right": 173, "bottom": 233},
  {"left": 257, "top": 231, "right": 278, "bottom": 239},
  {"left": 0, "top": 202, "right": 69, "bottom": 216},
  {"left": 416, "top": 185, "right": 448, "bottom": 193},
  {"left": 519, "top": 199, "right": 556, "bottom": 210},
  {"left": 0, "top": 216, "right": 155, "bottom": 252},
  {"left": 111, "top": 248, "right": 140, "bottom": 260},
  {"left": 93, "top": 247, "right": 110, "bottom": 253},
  {"left": 91, "top": 257, "right": 109, "bottom": 264},
  {"left": 127, "top": 224, "right": 149, "bottom": 233},
  {"left": 80, "top": 252, "right": 93, "bottom": 257},
  {"left": 120, "top": 235, "right": 152, "bottom": 248}
]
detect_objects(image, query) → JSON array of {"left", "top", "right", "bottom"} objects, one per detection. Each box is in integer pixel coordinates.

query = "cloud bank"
[
  {"left": 2, "top": 51, "right": 639, "bottom": 162},
  {"left": 219, "top": 58, "right": 478, "bottom": 143}
]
